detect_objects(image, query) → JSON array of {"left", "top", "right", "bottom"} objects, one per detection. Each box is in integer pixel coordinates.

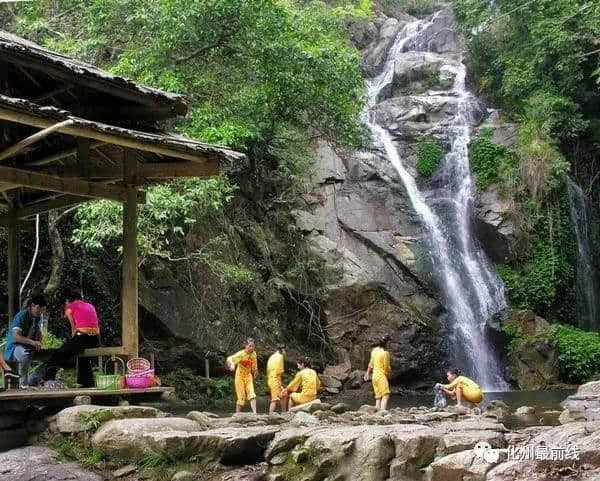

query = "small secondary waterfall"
[
  {"left": 364, "top": 15, "right": 508, "bottom": 390},
  {"left": 568, "top": 179, "right": 600, "bottom": 331}
]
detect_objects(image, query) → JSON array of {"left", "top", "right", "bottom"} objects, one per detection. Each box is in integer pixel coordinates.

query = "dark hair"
[
  {"left": 64, "top": 289, "right": 82, "bottom": 303},
  {"left": 447, "top": 368, "right": 462, "bottom": 377},
  {"left": 298, "top": 356, "right": 311, "bottom": 368},
  {"left": 245, "top": 338, "right": 256, "bottom": 346},
  {"left": 377, "top": 334, "right": 391, "bottom": 348},
  {"left": 30, "top": 294, "right": 47, "bottom": 308},
  {"left": 277, "top": 345, "right": 286, "bottom": 352}
]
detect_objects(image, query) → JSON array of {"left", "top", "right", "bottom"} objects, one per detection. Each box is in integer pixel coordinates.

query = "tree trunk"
[{"left": 44, "top": 210, "right": 64, "bottom": 298}]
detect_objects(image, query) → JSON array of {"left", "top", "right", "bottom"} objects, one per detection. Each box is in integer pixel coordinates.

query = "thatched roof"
[
  {"left": 0, "top": 94, "right": 245, "bottom": 164},
  {"left": 0, "top": 30, "right": 187, "bottom": 119}
]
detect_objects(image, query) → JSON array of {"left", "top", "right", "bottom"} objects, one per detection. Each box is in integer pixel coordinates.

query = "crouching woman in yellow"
[
  {"left": 363, "top": 335, "right": 392, "bottom": 410},
  {"left": 267, "top": 345, "right": 286, "bottom": 414},
  {"left": 435, "top": 368, "right": 483, "bottom": 406},
  {"left": 226, "top": 338, "right": 258, "bottom": 414},
  {"left": 281, "top": 357, "right": 320, "bottom": 409}
]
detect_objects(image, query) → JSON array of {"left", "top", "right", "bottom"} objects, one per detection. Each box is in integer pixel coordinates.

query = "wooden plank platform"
[{"left": 0, "top": 386, "right": 173, "bottom": 401}]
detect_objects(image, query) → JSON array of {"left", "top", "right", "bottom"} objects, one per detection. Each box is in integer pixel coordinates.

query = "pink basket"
[{"left": 125, "top": 369, "right": 154, "bottom": 388}]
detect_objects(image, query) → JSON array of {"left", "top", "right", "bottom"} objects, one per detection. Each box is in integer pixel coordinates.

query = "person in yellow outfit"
[
  {"left": 281, "top": 357, "right": 320, "bottom": 409},
  {"left": 435, "top": 368, "right": 483, "bottom": 406},
  {"left": 363, "top": 335, "right": 392, "bottom": 410},
  {"left": 226, "top": 338, "right": 258, "bottom": 414},
  {"left": 266, "top": 345, "right": 286, "bottom": 414}
]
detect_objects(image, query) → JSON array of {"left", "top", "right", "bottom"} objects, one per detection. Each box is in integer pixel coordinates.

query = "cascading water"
[
  {"left": 364, "top": 15, "right": 508, "bottom": 390},
  {"left": 568, "top": 179, "right": 600, "bottom": 331}
]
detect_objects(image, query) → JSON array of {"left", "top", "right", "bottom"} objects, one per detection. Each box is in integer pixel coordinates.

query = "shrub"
[
  {"left": 416, "top": 138, "right": 443, "bottom": 177},
  {"left": 502, "top": 321, "right": 600, "bottom": 384},
  {"left": 555, "top": 325, "right": 600, "bottom": 384},
  {"left": 470, "top": 129, "right": 517, "bottom": 190}
]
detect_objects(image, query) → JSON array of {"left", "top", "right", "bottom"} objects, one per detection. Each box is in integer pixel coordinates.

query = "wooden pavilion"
[{"left": 0, "top": 30, "right": 245, "bottom": 362}]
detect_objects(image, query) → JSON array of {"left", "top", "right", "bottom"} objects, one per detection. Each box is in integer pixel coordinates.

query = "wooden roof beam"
[
  {"left": 0, "top": 107, "right": 215, "bottom": 163},
  {"left": 2, "top": 51, "right": 185, "bottom": 114},
  {"left": 24, "top": 141, "right": 105, "bottom": 167},
  {"left": 0, "top": 164, "right": 127, "bottom": 201},
  {"left": 47, "top": 159, "right": 219, "bottom": 180},
  {"left": 0, "top": 119, "right": 74, "bottom": 162}
]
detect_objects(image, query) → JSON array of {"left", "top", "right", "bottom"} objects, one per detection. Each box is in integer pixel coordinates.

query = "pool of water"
[{"left": 152, "top": 389, "right": 574, "bottom": 429}]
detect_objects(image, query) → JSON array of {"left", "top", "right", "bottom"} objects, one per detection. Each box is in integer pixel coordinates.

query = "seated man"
[
  {"left": 4, "top": 295, "right": 46, "bottom": 388},
  {"left": 33, "top": 289, "right": 100, "bottom": 388},
  {"left": 281, "top": 357, "right": 320, "bottom": 409}
]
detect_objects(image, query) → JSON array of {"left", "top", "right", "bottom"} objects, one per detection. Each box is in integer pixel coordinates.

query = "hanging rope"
[{"left": 20, "top": 214, "right": 40, "bottom": 298}]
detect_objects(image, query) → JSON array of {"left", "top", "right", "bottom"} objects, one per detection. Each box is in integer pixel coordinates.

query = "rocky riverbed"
[{"left": 1, "top": 382, "right": 599, "bottom": 481}]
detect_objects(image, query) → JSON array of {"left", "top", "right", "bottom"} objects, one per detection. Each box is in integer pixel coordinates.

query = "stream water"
[
  {"left": 364, "top": 15, "right": 507, "bottom": 390},
  {"left": 159, "top": 389, "right": 574, "bottom": 430}
]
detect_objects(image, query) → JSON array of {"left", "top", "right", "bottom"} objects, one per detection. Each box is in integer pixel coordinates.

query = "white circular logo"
[{"left": 474, "top": 441, "right": 500, "bottom": 463}]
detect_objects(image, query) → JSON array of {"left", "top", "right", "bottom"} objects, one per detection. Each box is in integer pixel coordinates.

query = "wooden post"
[
  {"left": 121, "top": 150, "right": 139, "bottom": 358},
  {"left": 7, "top": 208, "right": 20, "bottom": 322}
]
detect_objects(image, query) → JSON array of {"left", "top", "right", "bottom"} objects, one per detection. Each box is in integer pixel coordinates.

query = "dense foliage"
[
  {"left": 416, "top": 138, "right": 443, "bottom": 177},
  {"left": 469, "top": 128, "right": 517, "bottom": 190},
  {"left": 498, "top": 194, "right": 576, "bottom": 321}
]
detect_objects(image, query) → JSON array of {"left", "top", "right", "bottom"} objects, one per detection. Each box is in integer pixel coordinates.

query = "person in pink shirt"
[{"left": 31, "top": 289, "right": 100, "bottom": 387}]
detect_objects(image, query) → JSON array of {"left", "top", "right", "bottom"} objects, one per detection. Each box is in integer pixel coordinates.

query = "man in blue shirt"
[{"left": 4, "top": 294, "right": 46, "bottom": 388}]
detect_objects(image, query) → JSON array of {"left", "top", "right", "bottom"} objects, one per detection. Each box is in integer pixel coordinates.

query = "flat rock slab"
[
  {"left": 0, "top": 446, "right": 103, "bottom": 481},
  {"left": 57, "top": 404, "right": 162, "bottom": 433},
  {"left": 93, "top": 418, "right": 279, "bottom": 465},
  {"left": 92, "top": 417, "right": 202, "bottom": 457}
]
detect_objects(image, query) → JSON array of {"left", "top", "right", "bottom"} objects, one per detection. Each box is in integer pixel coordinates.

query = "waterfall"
[
  {"left": 568, "top": 179, "right": 600, "bottom": 331},
  {"left": 364, "top": 16, "right": 508, "bottom": 390}
]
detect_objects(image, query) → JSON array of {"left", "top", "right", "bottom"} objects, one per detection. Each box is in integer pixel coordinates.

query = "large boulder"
[
  {"left": 91, "top": 417, "right": 204, "bottom": 458},
  {"left": 361, "top": 17, "right": 403, "bottom": 76},
  {"left": 505, "top": 311, "right": 559, "bottom": 390},
  {"left": 93, "top": 418, "right": 279, "bottom": 465},
  {"left": 56, "top": 405, "right": 162, "bottom": 434},
  {"left": 475, "top": 187, "right": 518, "bottom": 263},
  {"left": 425, "top": 449, "right": 505, "bottom": 481},
  {"left": 487, "top": 421, "right": 600, "bottom": 480},
  {"left": 0, "top": 446, "right": 103, "bottom": 481},
  {"left": 267, "top": 424, "right": 440, "bottom": 481}
]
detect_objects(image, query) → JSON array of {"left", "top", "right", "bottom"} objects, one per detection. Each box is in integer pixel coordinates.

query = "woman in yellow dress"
[
  {"left": 226, "top": 338, "right": 258, "bottom": 414},
  {"left": 363, "top": 335, "right": 392, "bottom": 410},
  {"left": 435, "top": 368, "right": 483, "bottom": 406},
  {"left": 266, "top": 345, "right": 286, "bottom": 414},
  {"left": 281, "top": 357, "right": 320, "bottom": 409}
]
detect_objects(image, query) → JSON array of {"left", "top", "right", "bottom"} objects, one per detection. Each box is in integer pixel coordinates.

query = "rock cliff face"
[{"left": 299, "top": 140, "right": 443, "bottom": 379}]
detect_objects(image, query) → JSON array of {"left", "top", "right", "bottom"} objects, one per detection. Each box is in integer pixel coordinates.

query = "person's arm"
[
  {"left": 315, "top": 372, "right": 321, "bottom": 393},
  {"left": 363, "top": 350, "right": 374, "bottom": 382},
  {"left": 65, "top": 308, "right": 76, "bottom": 338},
  {"left": 12, "top": 328, "right": 41, "bottom": 350},
  {"left": 437, "top": 377, "right": 459, "bottom": 394},
  {"left": 252, "top": 352, "right": 258, "bottom": 378},
  {"left": 226, "top": 350, "right": 243, "bottom": 372},
  {"left": 0, "top": 353, "right": 11, "bottom": 372},
  {"left": 284, "top": 371, "right": 302, "bottom": 394},
  {"left": 384, "top": 351, "right": 391, "bottom": 377}
]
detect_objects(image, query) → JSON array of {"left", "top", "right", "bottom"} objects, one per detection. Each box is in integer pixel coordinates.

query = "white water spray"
[{"left": 364, "top": 17, "right": 508, "bottom": 390}]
